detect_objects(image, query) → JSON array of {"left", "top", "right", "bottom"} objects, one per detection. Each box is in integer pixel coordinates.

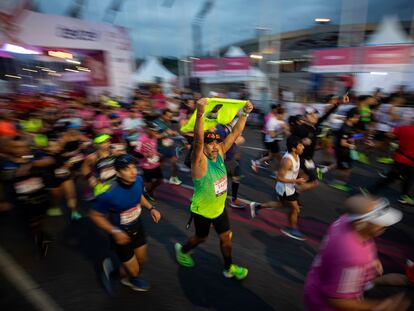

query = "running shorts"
[
  {"left": 192, "top": 209, "right": 230, "bottom": 239},
  {"left": 112, "top": 220, "right": 147, "bottom": 263}
]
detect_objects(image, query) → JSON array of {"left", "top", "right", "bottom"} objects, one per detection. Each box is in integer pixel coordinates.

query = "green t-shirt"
[
  {"left": 190, "top": 154, "right": 227, "bottom": 219},
  {"left": 360, "top": 106, "right": 371, "bottom": 123}
]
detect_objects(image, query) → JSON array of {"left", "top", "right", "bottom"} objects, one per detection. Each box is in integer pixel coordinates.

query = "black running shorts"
[
  {"left": 112, "top": 220, "right": 147, "bottom": 263},
  {"left": 192, "top": 209, "right": 230, "bottom": 239}
]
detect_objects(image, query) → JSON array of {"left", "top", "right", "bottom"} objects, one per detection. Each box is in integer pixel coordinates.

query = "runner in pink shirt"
[
  {"left": 304, "top": 195, "right": 409, "bottom": 311},
  {"left": 135, "top": 123, "right": 163, "bottom": 202}
]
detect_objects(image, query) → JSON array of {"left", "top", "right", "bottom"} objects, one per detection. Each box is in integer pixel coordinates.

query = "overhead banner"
[
  {"left": 310, "top": 45, "right": 413, "bottom": 73},
  {"left": 193, "top": 57, "right": 250, "bottom": 77},
  {"left": 0, "top": 5, "right": 134, "bottom": 98},
  {"left": 192, "top": 58, "right": 220, "bottom": 76}
]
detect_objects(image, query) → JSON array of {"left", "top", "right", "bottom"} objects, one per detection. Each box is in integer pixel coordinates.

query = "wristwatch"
[{"left": 242, "top": 111, "right": 250, "bottom": 117}]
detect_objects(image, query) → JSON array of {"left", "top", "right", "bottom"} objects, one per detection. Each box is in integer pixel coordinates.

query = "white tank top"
[{"left": 276, "top": 152, "right": 300, "bottom": 196}]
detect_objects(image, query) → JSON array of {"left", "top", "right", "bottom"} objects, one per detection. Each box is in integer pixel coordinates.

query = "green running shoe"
[
  {"left": 223, "top": 264, "right": 248, "bottom": 280},
  {"left": 71, "top": 210, "right": 83, "bottom": 220},
  {"left": 377, "top": 157, "right": 394, "bottom": 165},
  {"left": 357, "top": 152, "right": 370, "bottom": 164},
  {"left": 330, "top": 182, "right": 351, "bottom": 192},
  {"left": 46, "top": 207, "right": 63, "bottom": 217},
  {"left": 175, "top": 243, "right": 195, "bottom": 268},
  {"left": 398, "top": 195, "right": 414, "bottom": 206},
  {"left": 359, "top": 187, "right": 370, "bottom": 197}
]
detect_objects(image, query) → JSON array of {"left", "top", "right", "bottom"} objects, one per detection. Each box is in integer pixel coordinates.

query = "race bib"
[
  {"left": 162, "top": 138, "right": 174, "bottom": 147},
  {"left": 69, "top": 154, "right": 84, "bottom": 164},
  {"left": 100, "top": 167, "right": 116, "bottom": 180},
  {"left": 147, "top": 155, "right": 160, "bottom": 164},
  {"left": 112, "top": 143, "right": 126, "bottom": 152},
  {"left": 120, "top": 205, "right": 142, "bottom": 225},
  {"left": 15, "top": 177, "right": 44, "bottom": 194},
  {"left": 214, "top": 176, "right": 227, "bottom": 197},
  {"left": 54, "top": 168, "right": 70, "bottom": 178},
  {"left": 304, "top": 160, "right": 315, "bottom": 169}
]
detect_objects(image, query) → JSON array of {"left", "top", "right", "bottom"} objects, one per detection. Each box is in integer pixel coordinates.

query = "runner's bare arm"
[
  {"left": 276, "top": 157, "right": 293, "bottom": 183},
  {"left": 89, "top": 210, "right": 117, "bottom": 234},
  {"left": 81, "top": 155, "right": 98, "bottom": 187},
  {"left": 32, "top": 156, "right": 55, "bottom": 167},
  {"left": 141, "top": 195, "right": 161, "bottom": 223},
  {"left": 191, "top": 98, "right": 208, "bottom": 165},
  {"left": 89, "top": 210, "right": 131, "bottom": 244},
  {"left": 221, "top": 101, "right": 253, "bottom": 153}
]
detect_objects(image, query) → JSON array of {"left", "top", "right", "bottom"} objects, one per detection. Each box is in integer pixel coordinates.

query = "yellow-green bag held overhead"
[{"left": 180, "top": 98, "right": 247, "bottom": 133}]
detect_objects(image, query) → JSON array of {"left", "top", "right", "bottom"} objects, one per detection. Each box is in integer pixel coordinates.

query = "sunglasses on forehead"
[{"left": 205, "top": 133, "right": 221, "bottom": 141}]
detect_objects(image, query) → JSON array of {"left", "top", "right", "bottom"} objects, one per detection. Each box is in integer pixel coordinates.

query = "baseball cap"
[
  {"left": 93, "top": 133, "right": 111, "bottom": 144},
  {"left": 114, "top": 154, "right": 137, "bottom": 171},
  {"left": 305, "top": 107, "right": 319, "bottom": 115},
  {"left": 347, "top": 198, "right": 402, "bottom": 227},
  {"left": 66, "top": 123, "right": 80, "bottom": 130},
  {"left": 147, "top": 122, "right": 161, "bottom": 132},
  {"left": 204, "top": 131, "right": 222, "bottom": 143}
]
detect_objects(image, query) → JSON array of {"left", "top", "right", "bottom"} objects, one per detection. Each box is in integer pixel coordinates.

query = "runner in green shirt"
[{"left": 175, "top": 98, "right": 253, "bottom": 280}]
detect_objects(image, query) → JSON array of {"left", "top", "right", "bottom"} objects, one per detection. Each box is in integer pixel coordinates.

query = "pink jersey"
[
  {"left": 135, "top": 134, "right": 160, "bottom": 170},
  {"left": 262, "top": 112, "right": 273, "bottom": 133},
  {"left": 93, "top": 114, "right": 110, "bottom": 131},
  {"left": 152, "top": 93, "right": 167, "bottom": 110},
  {"left": 304, "top": 215, "right": 378, "bottom": 310}
]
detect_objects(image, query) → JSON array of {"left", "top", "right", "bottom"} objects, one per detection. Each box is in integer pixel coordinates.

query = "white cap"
[{"left": 347, "top": 198, "right": 403, "bottom": 227}]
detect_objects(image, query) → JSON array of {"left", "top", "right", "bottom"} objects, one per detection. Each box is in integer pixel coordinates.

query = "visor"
[
  {"left": 94, "top": 134, "right": 111, "bottom": 144},
  {"left": 347, "top": 198, "right": 402, "bottom": 227},
  {"left": 204, "top": 132, "right": 222, "bottom": 143},
  {"left": 305, "top": 107, "right": 319, "bottom": 115}
]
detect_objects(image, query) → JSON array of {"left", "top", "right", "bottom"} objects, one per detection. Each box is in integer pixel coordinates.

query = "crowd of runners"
[{"left": 0, "top": 85, "right": 413, "bottom": 309}]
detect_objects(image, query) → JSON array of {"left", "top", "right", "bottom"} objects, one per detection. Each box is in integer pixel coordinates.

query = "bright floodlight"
[
  {"left": 250, "top": 54, "right": 263, "bottom": 60},
  {"left": 314, "top": 18, "right": 331, "bottom": 24}
]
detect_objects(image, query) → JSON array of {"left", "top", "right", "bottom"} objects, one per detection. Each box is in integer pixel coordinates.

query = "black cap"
[{"left": 114, "top": 154, "right": 137, "bottom": 171}]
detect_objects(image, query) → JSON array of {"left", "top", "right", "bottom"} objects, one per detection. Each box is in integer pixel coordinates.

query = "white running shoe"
[{"left": 169, "top": 176, "right": 182, "bottom": 185}]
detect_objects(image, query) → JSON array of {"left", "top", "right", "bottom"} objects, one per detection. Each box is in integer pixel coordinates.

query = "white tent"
[
  {"left": 224, "top": 46, "right": 247, "bottom": 57},
  {"left": 366, "top": 16, "right": 410, "bottom": 45},
  {"left": 132, "top": 56, "right": 176, "bottom": 92},
  {"left": 200, "top": 46, "right": 269, "bottom": 101},
  {"left": 355, "top": 16, "right": 414, "bottom": 93}
]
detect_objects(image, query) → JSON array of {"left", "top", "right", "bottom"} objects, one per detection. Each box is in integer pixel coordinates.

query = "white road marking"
[
  {"left": 0, "top": 246, "right": 64, "bottom": 311},
  {"left": 239, "top": 145, "right": 266, "bottom": 151}
]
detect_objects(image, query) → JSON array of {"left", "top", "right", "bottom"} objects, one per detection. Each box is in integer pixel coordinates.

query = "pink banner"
[
  {"left": 312, "top": 48, "right": 353, "bottom": 66},
  {"left": 222, "top": 57, "right": 249, "bottom": 70},
  {"left": 363, "top": 45, "right": 411, "bottom": 65},
  {"left": 193, "top": 58, "right": 220, "bottom": 73},
  {"left": 312, "top": 45, "right": 413, "bottom": 67}
]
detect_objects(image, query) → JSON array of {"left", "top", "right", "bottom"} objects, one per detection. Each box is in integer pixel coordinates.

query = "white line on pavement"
[
  {"left": 239, "top": 146, "right": 266, "bottom": 151},
  {"left": 0, "top": 246, "right": 64, "bottom": 311}
]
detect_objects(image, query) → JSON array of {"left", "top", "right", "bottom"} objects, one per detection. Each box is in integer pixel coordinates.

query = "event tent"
[
  {"left": 200, "top": 46, "right": 269, "bottom": 100},
  {"left": 132, "top": 56, "right": 176, "bottom": 92},
  {"left": 355, "top": 16, "right": 414, "bottom": 93}
]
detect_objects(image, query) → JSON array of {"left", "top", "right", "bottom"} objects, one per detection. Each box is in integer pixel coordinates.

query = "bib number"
[
  {"left": 69, "top": 154, "right": 84, "bottom": 164},
  {"left": 304, "top": 160, "right": 315, "bottom": 169},
  {"left": 55, "top": 168, "right": 70, "bottom": 178},
  {"left": 214, "top": 176, "right": 227, "bottom": 197},
  {"left": 15, "top": 177, "right": 44, "bottom": 194},
  {"left": 120, "top": 205, "right": 142, "bottom": 225},
  {"left": 100, "top": 167, "right": 116, "bottom": 181}
]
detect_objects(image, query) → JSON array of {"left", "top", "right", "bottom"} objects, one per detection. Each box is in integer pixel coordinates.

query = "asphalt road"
[{"left": 0, "top": 127, "right": 413, "bottom": 311}]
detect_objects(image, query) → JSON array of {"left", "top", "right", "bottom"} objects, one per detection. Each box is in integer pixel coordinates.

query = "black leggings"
[{"left": 369, "top": 162, "right": 413, "bottom": 196}]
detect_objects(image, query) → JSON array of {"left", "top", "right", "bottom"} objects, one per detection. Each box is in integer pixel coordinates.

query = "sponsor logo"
[{"left": 56, "top": 26, "right": 100, "bottom": 41}]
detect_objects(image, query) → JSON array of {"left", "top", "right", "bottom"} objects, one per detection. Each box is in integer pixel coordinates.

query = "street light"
[
  {"left": 314, "top": 18, "right": 331, "bottom": 24},
  {"left": 250, "top": 54, "right": 263, "bottom": 60}
]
